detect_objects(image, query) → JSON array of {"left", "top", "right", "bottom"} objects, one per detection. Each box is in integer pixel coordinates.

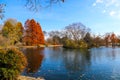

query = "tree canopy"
[
  {"left": 2, "top": 19, "right": 24, "bottom": 45},
  {"left": 64, "top": 23, "right": 90, "bottom": 42},
  {"left": 23, "top": 19, "right": 45, "bottom": 46}
]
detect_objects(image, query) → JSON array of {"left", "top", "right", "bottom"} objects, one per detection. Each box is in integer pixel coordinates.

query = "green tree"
[{"left": 83, "top": 32, "right": 93, "bottom": 48}]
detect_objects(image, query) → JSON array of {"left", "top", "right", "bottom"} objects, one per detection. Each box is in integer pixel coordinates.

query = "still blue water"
[{"left": 21, "top": 47, "right": 120, "bottom": 80}]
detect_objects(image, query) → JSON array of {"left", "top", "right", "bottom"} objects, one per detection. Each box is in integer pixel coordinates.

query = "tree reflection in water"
[
  {"left": 22, "top": 48, "right": 44, "bottom": 74},
  {"left": 20, "top": 47, "right": 120, "bottom": 80},
  {"left": 62, "top": 49, "right": 91, "bottom": 72},
  {"left": 46, "top": 47, "right": 91, "bottom": 72}
]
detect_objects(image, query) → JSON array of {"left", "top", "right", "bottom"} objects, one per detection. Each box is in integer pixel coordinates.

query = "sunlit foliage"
[
  {"left": 23, "top": 19, "right": 45, "bottom": 46},
  {"left": 0, "top": 35, "right": 7, "bottom": 47},
  {"left": 0, "top": 48, "right": 27, "bottom": 80},
  {"left": 2, "top": 19, "right": 24, "bottom": 45}
]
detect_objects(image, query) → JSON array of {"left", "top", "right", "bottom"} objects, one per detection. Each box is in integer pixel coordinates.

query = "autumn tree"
[
  {"left": 104, "top": 33, "right": 111, "bottom": 47},
  {"left": 117, "top": 35, "right": 120, "bottom": 45},
  {"left": 23, "top": 19, "right": 45, "bottom": 46},
  {"left": 0, "top": 35, "right": 7, "bottom": 47},
  {"left": 2, "top": 19, "right": 24, "bottom": 45},
  {"left": 104, "top": 33, "right": 118, "bottom": 47},
  {"left": 92, "top": 35, "right": 104, "bottom": 47},
  {"left": 110, "top": 33, "right": 118, "bottom": 47}
]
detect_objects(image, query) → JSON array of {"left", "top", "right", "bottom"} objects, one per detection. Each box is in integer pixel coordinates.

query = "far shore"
[
  {"left": 0, "top": 45, "right": 63, "bottom": 49},
  {"left": 19, "top": 45, "right": 63, "bottom": 48}
]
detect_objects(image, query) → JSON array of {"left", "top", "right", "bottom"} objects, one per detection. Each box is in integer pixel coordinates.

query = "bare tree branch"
[
  {"left": 0, "top": 4, "right": 5, "bottom": 20},
  {"left": 64, "top": 23, "right": 90, "bottom": 43},
  {"left": 0, "top": 0, "right": 64, "bottom": 19},
  {"left": 25, "top": 0, "right": 64, "bottom": 12}
]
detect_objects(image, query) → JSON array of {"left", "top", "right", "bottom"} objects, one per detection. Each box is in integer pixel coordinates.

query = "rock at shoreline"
[{"left": 17, "top": 76, "right": 45, "bottom": 80}]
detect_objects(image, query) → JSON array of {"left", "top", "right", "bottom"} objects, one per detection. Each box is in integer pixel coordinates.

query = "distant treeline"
[
  {"left": 0, "top": 19, "right": 119, "bottom": 49},
  {"left": 46, "top": 23, "right": 119, "bottom": 49}
]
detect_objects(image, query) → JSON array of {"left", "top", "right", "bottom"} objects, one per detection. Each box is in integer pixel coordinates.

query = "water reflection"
[
  {"left": 22, "top": 48, "right": 44, "bottom": 74},
  {"left": 62, "top": 49, "right": 91, "bottom": 72},
  {"left": 90, "top": 47, "right": 119, "bottom": 63},
  {"left": 22, "top": 47, "right": 120, "bottom": 80}
]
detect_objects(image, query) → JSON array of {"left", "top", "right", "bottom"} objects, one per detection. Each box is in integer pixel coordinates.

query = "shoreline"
[
  {"left": 18, "top": 76, "right": 45, "bottom": 80},
  {"left": 19, "top": 45, "right": 63, "bottom": 48},
  {"left": 0, "top": 45, "right": 63, "bottom": 49}
]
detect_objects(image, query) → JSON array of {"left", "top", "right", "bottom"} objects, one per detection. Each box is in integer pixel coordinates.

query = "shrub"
[
  {"left": 63, "top": 39, "right": 88, "bottom": 49},
  {"left": 0, "top": 35, "right": 7, "bottom": 47},
  {"left": 0, "top": 48, "right": 27, "bottom": 80},
  {"left": 79, "top": 40, "right": 88, "bottom": 48}
]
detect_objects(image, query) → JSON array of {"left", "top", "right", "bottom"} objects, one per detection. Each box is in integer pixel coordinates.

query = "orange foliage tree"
[
  {"left": 110, "top": 33, "right": 118, "bottom": 46},
  {"left": 104, "top": 33, "right": 111, "bottom": 47},
  {"left": 23, "top": 19, "right": 45, "bottom": 45},
  {"left": 104, "top": 33, "right": 118, "bottom": 47}
]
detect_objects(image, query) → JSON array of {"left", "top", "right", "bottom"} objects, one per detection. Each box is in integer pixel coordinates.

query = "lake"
[{"left": 21, "top": 47, "right": 120, "bottom": 80}]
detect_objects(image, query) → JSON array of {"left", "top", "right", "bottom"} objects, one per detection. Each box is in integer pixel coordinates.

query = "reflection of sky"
[
  {"left": 111, "top": 63, "right": 120, "bottom": 80},
  {"left": 89, "top": 47, "right": 120, "bottom": 80},
  {"left": 90, "top": 47, "right": 120, "bottom": 63}
]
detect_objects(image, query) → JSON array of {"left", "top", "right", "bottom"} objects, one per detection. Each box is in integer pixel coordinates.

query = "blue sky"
[{"left": 0, "top": 0, "right": 120, "bottom": 34}]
